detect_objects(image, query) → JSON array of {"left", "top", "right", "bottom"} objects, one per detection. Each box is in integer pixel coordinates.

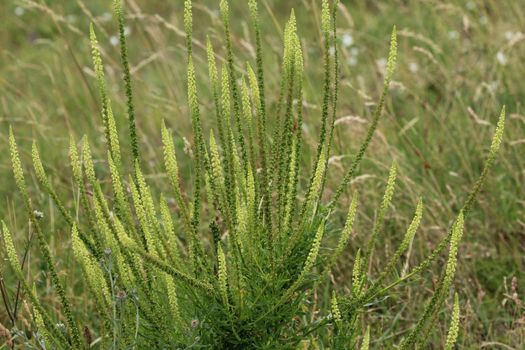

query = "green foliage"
[{"left": 1, "top": 0, "right": 506, "bottom": 349}]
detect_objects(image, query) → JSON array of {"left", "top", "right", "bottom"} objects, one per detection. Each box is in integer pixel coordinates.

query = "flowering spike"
[
  {"left": 113, "top": 0, "right": 139, "bottom": 161},
  {"left": 445, "top": 293, "right": 461, "bottom": 350},
  {"left": 360, "top": 326, "right": 370, "bottom": 350},
  {"left": 352, "top": 249, "right": 362, "bottom": 296},
  {"left": 329, "top": 192, "right": 359, "bottom": 270},
  {"left": 217, "top": 244, "right": 229, "bottom": 307},
  {"left": 184, "top": 0, "right": 193, "bottom": 56},
  {"left": 364, "top": 161, "right": 397, "bottom": 265},
  {"left": 331, "top": 291, "right": 342, "bottom": 325},
  {"left": 2, "top": 221, "right": 23, "bottom": 276},
  {"left": 165, "top": 274, "right": 183, "bottom": 327}
]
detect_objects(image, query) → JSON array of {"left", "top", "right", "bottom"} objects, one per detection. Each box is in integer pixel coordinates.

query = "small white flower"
[
  {"left": 448, "top": 30, "right": 459, "bottom": 40},
  {"left": 341, "top": 33, "right": 353, "bottom": 47},
  {"left": 408, "top": 62, "right": 419, "bottom": 73},
  {"left": 124, "top": 26, "right": 131, "bottom": 37},
  {"left": 110, "top": 36, "right": 119, "bottom": 46},
  {"left": 15, "top": 6, "right": 25, "bottom": 16},
  {"left": 496, "top": 51, "right": 508, "bottom": 65}
]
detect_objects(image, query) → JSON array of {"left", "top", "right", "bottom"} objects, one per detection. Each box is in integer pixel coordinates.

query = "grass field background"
[{"left": 1, "top": 0, "right": 524, "bottom": 347}]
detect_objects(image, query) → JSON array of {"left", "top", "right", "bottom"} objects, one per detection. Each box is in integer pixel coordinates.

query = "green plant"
[{"left": 1, "top": 0, "right": 505, "bottom": 348}]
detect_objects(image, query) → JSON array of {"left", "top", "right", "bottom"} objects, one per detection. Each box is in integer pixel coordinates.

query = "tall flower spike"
[
  {"left": 281, "top": 222, "right": 326, "bottom": 304},
  {"left": 246, "top": 164, "right": 256, "bottom": 226},
  {"left": 165, "top": 275, "right": 183, "bottom": 328},
  {"left": 283, "top": 137, "right": 298, "bottom": 232},
  {"left": 161, "top": 121, "right": 191, "bottom": 229},
  {"left": 187, "top": 56, "right": 206, "bottom": 229},
  {"left": 217, "top": 244, "right": 229, "bottom": 307},
  {"left": 113, "top": 0, "right": 139, "bottom": 161},
  {"left": 248, "top": 0, "right": 267, "bottom": 152},
  {"left": 108, "top": 152, "right": 132, "bottom": 224},
  {"left": 183, "top": 0, "right": 193, "bottom": 56},
  {"left": 90, "top": 23, "right": 120, "bottom": 163},
  {"left": 72, "top": 224, "right": 111, "bottom": 308},
  {"left": 385, "top": 26, "right": 398, "bottom": 85},
  {"left": 247, "top": 62, "right": 271, "bottom": 231},
  {"left": 248, "top": 0, "right": 266, "bottom": 110},
  {"left": 372, "top": 197, "right": 423, "bottom": 290},
  {"left": 241, "top": 77, "right": 256, "bottom": 172},
  {"left": 331, "top": 291, "right": 343, "bottom": 326},
  {"left": 275, "top": 11, "right": 299, "bottom": 222},
  {"left": 364, "top": 161, "right": 397, "bottom": 266},
  {"left": 321, "top": 0, "right": 331, "bottom": 35},
  {"left": 220, "top": 65, "right": 237, "bottom": 223},
  {"left": 2, "top": 221, "right": 23, "bottom": 276},
  {"left": 69, "top": 134, "right": 83, "bottom": 185},
  {"left": 360, "top": 326, "right": 370, "bottom": 350},
  {"left": 328, "top": 192, "right": 359, "bottom": 270},
  {"left": 106, "top": 103, "right": 122, "bottom": 168},
  {"left": 82, "top": 136, "right": 97, "bottom": 185},
  {"left": 303, "top": 222, "right": 325, "bottom": 272},
  {"left": 463, "top": 106, "right": 505, "bottom": 215},
  {"left": 322, "top": 0, "right": 340, "bottom": 206},
  {"left": 209, "top": 132, "right": 225, "bottom": 187},
  {"left": 220, "top": 0, "right": 248, "bottom": 174},
  {"left": 9, "top": 127, "right": 28, "bottom": 200},
  {"left": 207, "top": 37, "right": 227, "bottom": 150},
  {"left": 129, "top": 175, "right": 156, "bottom": 254},
  {"left": 159, "top": 194, "right": 181, "bottom": 259},
  {"left": 352, "top": 249, "right": 362, "bottom": 296},
  {"left": 444, "top": 293, "right": 461, "bottom": 350},
  {"left": 33, "top": 308, "right": 52, "bottom": 347},
  {"left": 302, "top": 144, "right": 328, "bottom": 220},
  {"left": 314, "top": 0, "right": 332, "bottom": 169}
]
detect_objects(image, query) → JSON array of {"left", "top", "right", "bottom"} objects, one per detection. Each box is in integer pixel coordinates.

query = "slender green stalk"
[{"left": 113, "top": 0, "right": 139, "bottom": 161}]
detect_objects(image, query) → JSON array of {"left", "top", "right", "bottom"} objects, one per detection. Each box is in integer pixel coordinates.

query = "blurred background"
[{"left": 1, "top": 0, "right": 524, "bottom": 347}]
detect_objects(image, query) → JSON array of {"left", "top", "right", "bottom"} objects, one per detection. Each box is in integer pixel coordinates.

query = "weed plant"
[{"left": 1, "top": 0, "right": 505, "bottom": 348}]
